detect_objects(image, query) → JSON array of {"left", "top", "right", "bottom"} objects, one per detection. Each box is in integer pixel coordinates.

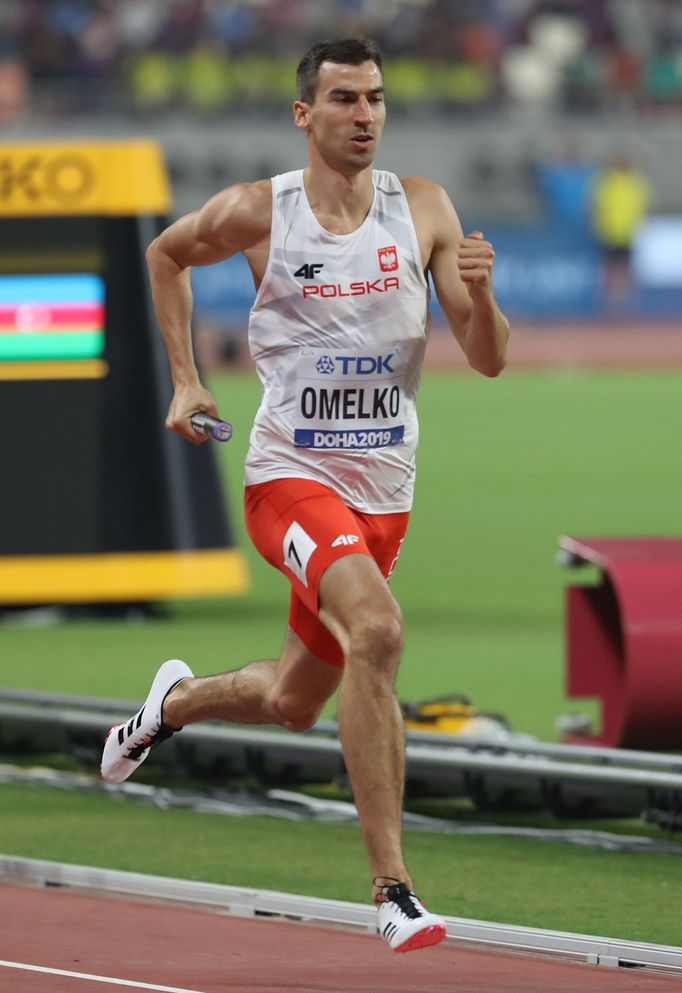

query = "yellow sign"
[
  {"left": 0, "top": 359, "right": 109, "bottom": 381},
  {"left": 0, "top": 548, "right": 250, "bottom": 602},
  {"left": 0, "top": 140, "right": 171, "bottom": 216}
]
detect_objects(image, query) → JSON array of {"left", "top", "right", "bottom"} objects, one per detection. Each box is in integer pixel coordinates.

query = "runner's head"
[
  {"left": 296, "top": 39, "right": 383, "bottom": 106},
  {"left": 294, "top": 39, "right": 386, "bottom": 173}
]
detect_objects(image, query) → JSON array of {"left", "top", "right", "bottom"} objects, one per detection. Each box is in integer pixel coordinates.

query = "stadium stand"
[{"left": 1, "top": 0, "right": 681, "bottom": 119}]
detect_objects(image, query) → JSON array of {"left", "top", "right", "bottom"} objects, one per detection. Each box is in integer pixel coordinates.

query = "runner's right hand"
[{"left": 165, "top": 383, "right": 219, "bottom": 443}]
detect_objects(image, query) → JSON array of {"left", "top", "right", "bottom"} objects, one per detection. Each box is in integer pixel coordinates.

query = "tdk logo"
[
  {"left": 336, "top": 354, "right": 394, "bottom": 375},
  {"left": 314, "top": 354, "right": 395, "bottom": 376},
  {"left": 316, "top": 355, "right": 335, "bottom": 374}
]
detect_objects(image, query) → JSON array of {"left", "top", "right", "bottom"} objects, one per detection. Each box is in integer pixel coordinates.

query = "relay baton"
[{"left": 190, "top": 412, "right": 233, "bottom": 442}]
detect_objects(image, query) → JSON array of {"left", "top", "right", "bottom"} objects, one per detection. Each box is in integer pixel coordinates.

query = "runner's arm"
[
  {"left": 419, "top": 181, "right": 509, "bottom": 377},
  {"left": 145, "top": 181, "right": 271, "bottom": 440}
]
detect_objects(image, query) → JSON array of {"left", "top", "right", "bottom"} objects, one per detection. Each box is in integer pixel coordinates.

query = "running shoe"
[
  {"left": 376, "top": 880, "right": 447, "bottom": 953},
  {"left": 100, "top": 659, "right": 192, "bottom": 784}
]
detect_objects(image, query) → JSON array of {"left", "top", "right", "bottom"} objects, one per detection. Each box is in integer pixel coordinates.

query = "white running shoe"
[
  {"left": 100, "top": 659, "right": 192, "bottom": 784},
  {"left": 376, "top": 880, "right": 447, "bottom": 953}
]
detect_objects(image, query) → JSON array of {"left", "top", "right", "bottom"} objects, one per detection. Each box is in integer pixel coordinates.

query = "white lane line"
[{"left": 0, "top": 960, "right": 209, "bottom": 993}]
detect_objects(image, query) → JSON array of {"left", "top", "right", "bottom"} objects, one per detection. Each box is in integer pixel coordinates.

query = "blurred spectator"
[
  {"left": 127, "top": 47, "right": 176, "bottom": 113},
  {"left": 643, "top": 41, "right": 682, "bottom": 109},
  {"left": 182, "top": 42, "right": 235, "bottom": 115},
  {"left": 535, "top": 140, "right": 597, "bottom": 234},
  {"left": 208, "top": 1, "right": 259, "bottom": 52},
  {"left": 74, "top": 5, "right": 120, "bottom": 77},
  {"left": 592, "top": 154, "right": 652, "bottom": 310},
  {"left": 154, "top": 0, "right": 204, "bottom": 54},
  {"left": 0, "top": 4, "right": 28, "bottom": 122}
]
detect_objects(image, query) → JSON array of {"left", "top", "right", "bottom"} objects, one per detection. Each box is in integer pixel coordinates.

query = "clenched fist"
[
  {"left": 458, "top": 230, "right": 495, "bottom": 296},
  {"left": 166, "top": 382, "right": 219, "bottom": 444}
]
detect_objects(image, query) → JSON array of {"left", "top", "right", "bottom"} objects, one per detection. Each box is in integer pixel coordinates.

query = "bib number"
[{"left": 293, "top": 348, "right": 405, "bottom": 450}]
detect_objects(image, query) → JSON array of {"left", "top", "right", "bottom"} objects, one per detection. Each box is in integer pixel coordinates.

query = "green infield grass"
[
  {"left": 2, "top": 366, "right": 682, "bottom": 943},
  {"left": 0, "top": 781, "right": 679, "bottom": 946}
]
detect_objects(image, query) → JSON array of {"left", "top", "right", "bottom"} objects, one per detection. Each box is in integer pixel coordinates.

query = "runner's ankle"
[
  {"left": 161, "top": 681, "right": 189, "bottom": 730},
  {"left": 373, "top": 874, "right": 413, "bottom": 904}
]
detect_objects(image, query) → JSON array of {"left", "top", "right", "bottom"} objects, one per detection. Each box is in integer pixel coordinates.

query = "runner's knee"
[{"left": 345, "top": 602, "right": 404, "bottom": 670}]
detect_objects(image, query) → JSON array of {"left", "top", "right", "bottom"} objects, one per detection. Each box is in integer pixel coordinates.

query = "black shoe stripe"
[
  {"left": 127, "top": 719, "right": 134, "bottom": 736},
  {"left": 117, "top": 727, "right": 125, "bottom": 746},
  {"left": 135, "top": 706, "right": 145, "bottom": 729}
]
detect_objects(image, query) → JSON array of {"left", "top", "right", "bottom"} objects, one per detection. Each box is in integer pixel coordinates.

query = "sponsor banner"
[
  {"left": 0, "top": 141, "right": 170, "bottom": 217},
  {"left": 475, "top": 228, "right": 601, "bottom": 318}
]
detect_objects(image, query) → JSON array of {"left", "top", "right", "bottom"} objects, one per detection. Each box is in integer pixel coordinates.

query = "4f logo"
[
  {"left": 378, "top": 246, "right": 398, "bottom": 272},
  {"left": 294, "top": 263, "right": 324, "bottom": 278},
  {"left": 332, "top": 534, "right": 360, "bottom": 547}
]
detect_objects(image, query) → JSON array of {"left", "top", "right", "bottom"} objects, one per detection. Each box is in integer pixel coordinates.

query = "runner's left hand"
[{"left": 457, "top": 231, "right": 495, "bottom": 298}]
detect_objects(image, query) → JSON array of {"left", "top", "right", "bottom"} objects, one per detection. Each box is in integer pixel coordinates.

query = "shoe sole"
[
  {"left": 394, "top": 923, "right": 447, "bottom": 953},
  {"left": 100, "top": 724, "right": 150, "bottom": 783},
  {"left": 100, "top": 659, "right": 191, "bottom": 784}
]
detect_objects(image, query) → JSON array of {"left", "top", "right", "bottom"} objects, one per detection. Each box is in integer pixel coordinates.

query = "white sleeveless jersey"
[{"left": 244, "top": 168, "right": 430, "bottom": 513}]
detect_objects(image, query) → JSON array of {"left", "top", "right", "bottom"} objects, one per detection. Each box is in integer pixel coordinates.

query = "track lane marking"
[{"left": 0, "top": 960, "right": 208, "bottom": 993}]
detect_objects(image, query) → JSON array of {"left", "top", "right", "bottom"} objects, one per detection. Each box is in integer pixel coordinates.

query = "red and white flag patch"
[{"left": 378, "top": 246, "right": 399, "bottom": 272}]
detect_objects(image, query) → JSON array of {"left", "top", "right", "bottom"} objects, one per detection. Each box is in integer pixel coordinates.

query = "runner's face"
[{"left": 299, "top": 60, "right": 386, "bottom": 172}]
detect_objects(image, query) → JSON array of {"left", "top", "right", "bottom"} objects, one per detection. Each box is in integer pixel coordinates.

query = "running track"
[{"left": 1, "top": 883, "right": 678, "bottom": 993}]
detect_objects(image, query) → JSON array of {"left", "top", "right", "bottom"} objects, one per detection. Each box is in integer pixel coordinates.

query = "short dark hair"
[{"left": 296, "top": 38, "right": 383, "bottom": 104}]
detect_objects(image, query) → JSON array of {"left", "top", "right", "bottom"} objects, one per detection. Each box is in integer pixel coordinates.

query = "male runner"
[{"left": 101, "top": 37, "right": 509, "bottom": 953}]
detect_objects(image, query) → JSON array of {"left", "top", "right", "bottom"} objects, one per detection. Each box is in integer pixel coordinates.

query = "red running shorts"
[{"left": 244, "top": 477, "right": 409, "bottom": 666}]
